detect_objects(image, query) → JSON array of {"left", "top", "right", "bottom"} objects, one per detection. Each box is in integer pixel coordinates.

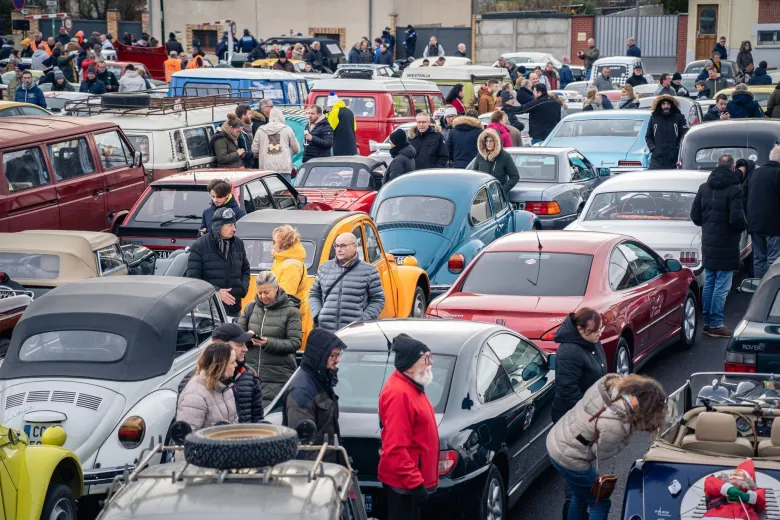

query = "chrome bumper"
[{"left": 84, "top": 465, "right": 135, "bottom": 487}]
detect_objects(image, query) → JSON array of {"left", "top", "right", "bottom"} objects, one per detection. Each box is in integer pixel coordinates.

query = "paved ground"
[{"left": 508, "top": 277, "right": 752, "bottom": 520}]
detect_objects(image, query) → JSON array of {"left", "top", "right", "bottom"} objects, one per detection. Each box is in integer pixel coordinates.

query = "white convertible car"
[
  {"left": 0, "top": 276, "right": 225, "bottom": 495},
  {"left": 566, "top": 169, "right": 751, "bottom": 286}
]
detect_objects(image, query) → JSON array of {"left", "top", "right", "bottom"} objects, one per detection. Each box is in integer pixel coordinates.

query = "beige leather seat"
[
  {"left": 681, "top": 412, "right": 754, "bottom": 457},
  {"left": 758, "top": 419, "right": 780, "bottom": 457}
]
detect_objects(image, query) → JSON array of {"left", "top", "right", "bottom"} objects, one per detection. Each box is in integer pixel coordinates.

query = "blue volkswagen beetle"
[{"left": 370, "top": 170, "right": 539, "bottom": 298}]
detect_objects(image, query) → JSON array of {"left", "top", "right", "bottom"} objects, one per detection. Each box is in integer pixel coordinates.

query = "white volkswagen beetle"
[{"left": 0, "top": 276, "right": 225, "bottom": 495}]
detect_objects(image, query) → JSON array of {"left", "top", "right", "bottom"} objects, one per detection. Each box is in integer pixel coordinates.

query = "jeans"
[
  {"left": 585, "top": 67, "right": 592, "bottom": 81},
  {"left": 551, "top": 459, "right": 610, "bottom": 520},
  {"left": 701, "top": 269, "right": 733, "bottom": 328},
  {"left": 752, "top": 234, "right": 780, "bottom": 280}
]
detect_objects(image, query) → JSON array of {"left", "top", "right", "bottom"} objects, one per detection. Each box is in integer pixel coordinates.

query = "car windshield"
[
  {"left": 512, "top": 154, "right": 558, "bottom": 181},
  {"left": 585, "top": 191, "right": 696, "bottom": 221},
  {"left": 685, "top": 62, "right": 734, "bottom": 77},
  {"left": 460, "top": 251, "right": 593, "bottom": 296},
  {"left": 243, "top": 239, "right": 317, "bottom": 270},
  {"left": 552, "top": 119, "right": 644, "bottom": 138},
  {"left": 337, "top": 351, "right": 455, "bottom": 413},
  {"left": 0, "top": 252, "right": 60, "bottom": 280},
  {"left": 107, "top": 65, "right": 123, "bottom": 78},
  {"left": 695, "top": 147, "right": 758, "bottom": 168},
  {"left": 375, "top": 196, "right": 455, "bottom": 226},
  {"left": 19, "top": 331, "right": 127, "bottom": 363},
  {"left": 601, "top": 64, "right": 628, "bottom": 78},
  {"left": 133, "top": 187, "right": 210, "bottom": 224}
]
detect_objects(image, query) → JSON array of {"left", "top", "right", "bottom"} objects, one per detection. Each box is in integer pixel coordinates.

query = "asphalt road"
[{"left": 508, "top": 276, "right": 753, "bottom": 520}]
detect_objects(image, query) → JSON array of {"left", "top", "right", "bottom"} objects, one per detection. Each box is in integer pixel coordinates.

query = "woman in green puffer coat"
[{"left": 237, "top": 271, "right": 303, "bottom": 406}]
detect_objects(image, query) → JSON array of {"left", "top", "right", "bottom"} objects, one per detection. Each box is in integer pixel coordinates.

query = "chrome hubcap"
[
  {"left": 486, "top": 478, "right": 503, "bottom": 520},
  {"left": 617, "top": 346, "right": 630, "bottom": 376},
  {"left": 412, "top": 291, "right": 425, "bottom": 317},
  {"left": 49, "top": 498, "right": 73, "bottom": 520},
  {"left": 684, "top": 297, "right": 696, "bottom": 342}
]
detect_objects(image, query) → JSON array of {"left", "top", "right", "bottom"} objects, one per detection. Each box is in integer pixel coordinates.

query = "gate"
[
  {"left": 595, "top": 14, "right": 679, "bottom": 74},
  {"left": 395, "top": 26, "right": 472, "bottom": 60},
  {"left": 118, "top": 21, "right": 142, "bottom": 41}
]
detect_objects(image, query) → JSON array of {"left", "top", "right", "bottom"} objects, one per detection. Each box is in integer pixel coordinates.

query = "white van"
[{"left": 590, "top": 56, "right": 654, "bottom": 87}]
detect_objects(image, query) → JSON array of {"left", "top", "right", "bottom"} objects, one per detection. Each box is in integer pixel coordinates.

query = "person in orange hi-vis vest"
[
  {"left": 185, "top": 48, "right": 204, "bottom": 69},
  {"left": 164, "top": 51, "right": 182, "bottom": 82},
  {"left": 30, "top": 32, "right": 52, "bottom": 56}
]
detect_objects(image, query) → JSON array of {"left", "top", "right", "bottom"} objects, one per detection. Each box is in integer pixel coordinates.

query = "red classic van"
[{"left": 306, "top": 78, "right": 445, "bottom": 156}]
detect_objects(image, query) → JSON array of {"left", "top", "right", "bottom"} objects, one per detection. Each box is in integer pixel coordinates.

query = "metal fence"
[
  {"left": 394, "top": 26, "right": 472, "bottom": 60},
  {"left": 595, "top": 14, "right": 678, "bottom": 58}
]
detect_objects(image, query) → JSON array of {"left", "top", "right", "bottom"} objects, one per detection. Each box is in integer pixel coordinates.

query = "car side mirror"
[
  {"left": 597, "top": 167, "right": 611, "bottom": 177},
  {"left": 738, "top": 278, "right": 761, "bottom": 294},
  {"left": 169, "top": 420, "right": 192, "bottom": 445},
  {"left": 296, "top": 193, "right": 307, "bottom": 209},
  {"left": 295, "top": 419, "right": 318, "bottom": 445},
  {"left": 133, "top": 150, "right": 143, "bottom": 168},
  {"left": 665, "top": 258, "right": 682, "bottom": 272}
]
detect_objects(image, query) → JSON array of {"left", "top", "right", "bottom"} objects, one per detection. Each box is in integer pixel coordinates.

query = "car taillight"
[
  {"left": 524, "top": 201, "right": 561, "bottom": 215},
  {"left": 617, "top": 160, "right": 643, "bottom": 167},
  {"left": 290, "top": 167, "right": 298, "bottom": 179},
  {"left": 679, "top": 251, "right": 699, "bottom": 266},
  {"left": 541, "top": 325, "right": 560, "bottom": 341},
  {"left": 448, "top": 253, "right": 465, "bottom": 273},
  {"left": 438, "top": 450, "right": 458, "bottom": 476},
  {"left": 725, "top": 352, "right": 756, "bottom": 373},
  {"left": 118, "top": 416, "right": 146, "bottom": 448}
]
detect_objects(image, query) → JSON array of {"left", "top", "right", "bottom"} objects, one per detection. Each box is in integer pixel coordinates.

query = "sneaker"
[
  {"left": 706, "top": 326, "right": 733, "bottom": 338},
  {"left": 703, "top": 325, "right": 710, "bottom": 333}
]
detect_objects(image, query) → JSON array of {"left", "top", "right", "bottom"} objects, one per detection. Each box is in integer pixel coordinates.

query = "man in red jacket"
[{"left": 378, "top": 334, "right": 439, "bottom": 520}]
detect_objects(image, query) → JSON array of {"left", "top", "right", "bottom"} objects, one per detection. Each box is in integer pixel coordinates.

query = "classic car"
[
  {"left": 468, "top": 147, "right": 611, "bottom": 229},
  {"left": 118, "top": 170, "right": 311, "bottom": 257},
  {"left": 294, "top": 156, "right": 386, "bottom": 212},
  {"left": 427, "top": 230, "right": 699, "bottom": 375},
  {"left": 0, "top": 286, "right": 33, "bottom": 359},
  {"left": 715, "top": 85, "right": 775, "bottom": 108},
  {"left": 0, "top": 230, "right": 156, "bottom": 300},
  {"left": 407, "top": 56, "right": 472, "bottom": 68},
  {"left": 491, "top": 52, "right": 586, "bottom": 81},
  {"left": 333, "top": 63, "right": 396, "bottom": 79},
  {"left": 371, "top": 170, "right": 539, "bottom": 298},
  {"left": 0, "top": 276, "right": 226, "bottom": 495},
  {"left": 678, "top": 59, "right": 738, "bottom": 99},
  {"left": 258, "top": 36, "right": 346, "bottom": 72},
  {"left": 0, "top": 423, "right": 83, "bottom": 520},
  {"left": 679, "top": 119, "right": 780, "bottom": 170},
  {"left": 264, "top": 319, "right": 556, "bottom": 520},
  {"left": 541, "top": 109, "right": 652, "bottom": 173},
  {"left": 236, "top": 209, "right": 431, "bottom": 341},
  {"left": 724, "top": 260, "right": 780, "bottom": 373},
  {"left": 623, "top": 371, "right": 780, "bottom": 520},
  {"left": 96, "top": 424, "right": 367, "bottom": 520},
  {"left": 0, "top": 100, "right": 52, "bottom": 117},
  {"left": 566, "top": 170, "right": 752, "bottom": 286},
  {"left": 636, "top": 95, "right": 705, "bottom": 126},
  {"left": 590, "top": 56, "right": 654, "bottom": 87}
]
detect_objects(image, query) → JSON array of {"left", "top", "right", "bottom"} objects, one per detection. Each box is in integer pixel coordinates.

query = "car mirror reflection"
[{"left": 738, "top": 278, "right": 761, "bottom": 294}]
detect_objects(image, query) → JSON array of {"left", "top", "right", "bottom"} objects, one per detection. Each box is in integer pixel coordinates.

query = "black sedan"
[
  {"left": 679, "top": 119, "right": 780, "bottom": 170},
  {"left": 266, "top": 319, "right": 557, "bottom": 520}
]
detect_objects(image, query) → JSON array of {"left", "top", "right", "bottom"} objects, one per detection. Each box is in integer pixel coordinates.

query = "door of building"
[{"left": 695, "top": 5, "right": 718, "bottom": 60}]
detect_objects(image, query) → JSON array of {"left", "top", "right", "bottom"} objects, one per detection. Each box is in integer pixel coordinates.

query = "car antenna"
[
  {"left": 374, "top": 321, "right": 394, "bottom": 434},
  {"left": 526, "top": 230, "right": 543, "bottom": 286}
]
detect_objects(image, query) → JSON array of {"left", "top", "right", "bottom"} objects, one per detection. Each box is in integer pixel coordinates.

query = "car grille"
[
  {"left": 5, "top": 391, "right": 102, "bottom": 411},
  {"left": 377, "top": 222, "right": 444, "bottom": 235}
]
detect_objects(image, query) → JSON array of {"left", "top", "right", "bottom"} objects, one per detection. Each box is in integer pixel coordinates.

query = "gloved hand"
[
  {"left": 726, "top": 486, "right": 749, "bottom": 502},
  {"left": 409, "top": 484, "right": 429, "bottom": 503}
]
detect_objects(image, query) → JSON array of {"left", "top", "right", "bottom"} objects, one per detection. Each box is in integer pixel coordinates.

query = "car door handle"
[
  {"left": 94, "top": 189, "right": 104, "bottom": 196},
  {"left": 105, "top": 186, "right": 112, "bottom": 193}
]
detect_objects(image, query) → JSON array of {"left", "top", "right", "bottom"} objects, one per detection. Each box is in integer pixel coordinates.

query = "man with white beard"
[{"left": 377, "top": 334, "right": 440, "bottom": 520}]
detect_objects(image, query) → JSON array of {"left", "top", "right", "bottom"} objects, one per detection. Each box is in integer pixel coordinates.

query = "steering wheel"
[
  {"left": 322, "top": 173, "right": 347, "bottom": 187},
  {"left": 620, "top": 193, "right": 657, "bottom": 214}
]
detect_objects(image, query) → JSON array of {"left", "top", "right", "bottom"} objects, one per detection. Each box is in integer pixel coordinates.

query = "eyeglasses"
[{"left": 334, "top": 243, "right": 355, "bottom": 249}]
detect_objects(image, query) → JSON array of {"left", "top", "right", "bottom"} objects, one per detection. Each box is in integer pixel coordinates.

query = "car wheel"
[
  {"left": 614, "top": 337, "right": 632, "bottom": 376},
  {"left": 183, "top": 423, "right": 298, "bottom": 470},
  {"left": 679, "top": 290, "right": 698, "bottom": 350},
  {"left": 0, "top": 338, "right": 9, "bottom": 360},
  {"left": 41, "top": 483, "right": 77, "bottom": 520},
  {"left": 409, "top": 286, "right": 427, "bottom": 318},
  {"left": 480, "top": 464, "right": 506, "bottom": 520}
]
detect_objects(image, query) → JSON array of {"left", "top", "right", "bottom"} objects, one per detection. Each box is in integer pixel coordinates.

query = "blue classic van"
[{"left": 169, "top": 69, "right": 310, "bottom": 106}]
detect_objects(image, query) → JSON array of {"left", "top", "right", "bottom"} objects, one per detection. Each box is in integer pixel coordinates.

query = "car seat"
[
  {"left": 758, "top": 420, "right": 780, "bottom": 457},
  {"left": 680, "top": 412, "right": 754, "bottom": 456},
  {"left": 155, "top": 249, "right": 189, "bottom": 277}
]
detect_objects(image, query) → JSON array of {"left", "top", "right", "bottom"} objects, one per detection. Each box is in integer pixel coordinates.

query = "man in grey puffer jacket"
[{"left": 309, "top": 232, "right": 385, "bottom": 331}]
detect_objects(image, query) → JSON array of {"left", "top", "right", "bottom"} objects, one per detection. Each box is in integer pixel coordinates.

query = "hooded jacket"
[
  {"left": 348, "top": 46, "right": 360, "bottom": 64},
  {"left": 551, "top": 314, "right": 608, "bottom": 423},
  {"left": 14, "top": 82, "right": 47, "bottom": 108},
  {"left": 177, "top": 361, "right": 264, "bottom": 424},
  {"left": 736, "top": 41, "right": 754, "bottom": 74},
  {"left": 177, "top": 374, "right": 239, "bottom": 431},
  {"left": 559, "top": 65, "right": 574, "bottom": 89},
  {"left": 477, "top": 86, "right": 496, "bottom": 114},
  {"left": 625, "top": 73, "right": 648, "bottom": 88},
  {"left": 768, "top": 84, "right": 780, "bottom": 119},
  {"left": 503, "top": 94, "right": 562, "bottom": 140},
  {"left": 200, "top": 194, "right": 245, "bottom": 234},
  {"left": 237, "top": 288, "right": 303, "bottom": 405},
  {"left": 727, "top": 91, "right": 764, "bottom": 119},
  {"left": 386, "top": 143, "right": 416, "bottom": 182},
  {"left": 273, "top": 59, "right": 297, "bottom": 73},
  {"left": 79, "top": 77, "right": 106, "bottom": 94},
  {"left": 515, "top": 86, "right": 534, "bottom": 105},
  {"left": 751, "top": 66, "right": 772, "bottom": 85},
  {"left": 251, "top": 112, "right": 300, "bottom": 173},
  {"left": 691, "top": 166, "right": 746, "bottom": 271},
  {"left": 378, "top": 370, "right": 440, "bottom": 492},
  {"left": 95, "top": 68, "right": 119, "bottom": 92},
  {"left": 328, "top": 101, "right": 357, "bottom": 155},
  {"left": 212, "top": 124, "right": 243, "bottom": 168},
  {"left": 446, "top": 116, "right": 483, "bottom": 168},
  {"left": 744, "top": 161, "right": 780, "bottom": 236},
  {"left": 250, "top": 110, "right": 267, "bottom": 134},
  {"left": 645, "top": 95, "right": 689, "bottom": 169},
  {"left": 546, "top": 374, "right": 634, "bottom": 472},
  {"left": 407, "top": 125, "right": 449, "bottom": 170},
  {"left": 118, "top": 70, "right": 147, "bottom": 92},
  {"left": 473, "top": 129, "right": 520, "bottom": 195},
  {"left": 31, "top": 49, "right": 49, "bottom": 71},
  {"left": 486, "top": 121, "right": 513, "bottom": 148},
  {"left": 51, "top": 78, "right": 75, "bottom": 92},
  {"left": 303, "top": 116, "right": 334, "bottom": 162},
  {"left": 713, "top": 42, "right": 728, "bottom": 61},
  {"left": 271, "top": 242, "right": 310, "bottom": 328}
]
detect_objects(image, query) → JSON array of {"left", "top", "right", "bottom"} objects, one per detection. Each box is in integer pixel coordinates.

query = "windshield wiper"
[{"left": 160, "top": 215, "right": 200, "bottom": 227}]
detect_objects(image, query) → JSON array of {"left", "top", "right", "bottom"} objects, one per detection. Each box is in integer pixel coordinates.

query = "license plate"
[
  {"left": 23, "top": 423, "right": 58, "bottom": 445},
  {"left": 364, "top": 493, "right": 373, "bottom": 514},
  {"left": 155, "top": 250, "right": 170, "bottom": 259}
]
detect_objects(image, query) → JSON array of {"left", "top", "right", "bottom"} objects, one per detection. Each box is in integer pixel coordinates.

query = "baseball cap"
[{"left": 212, "top": 323, "right": 253, "bottom": 343}]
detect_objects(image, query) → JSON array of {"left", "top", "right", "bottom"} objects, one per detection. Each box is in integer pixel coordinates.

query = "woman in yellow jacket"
[{"left": 271, "top": 225, "right": 311, "bottom": 341}]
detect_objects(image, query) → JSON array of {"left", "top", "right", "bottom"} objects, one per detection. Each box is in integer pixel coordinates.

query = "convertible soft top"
[
  {"left": 0, "top": 276, "right": 215, "bottom": 382},
  {"left": 744, "top": 260, "right": 780, "bottom": 325}
]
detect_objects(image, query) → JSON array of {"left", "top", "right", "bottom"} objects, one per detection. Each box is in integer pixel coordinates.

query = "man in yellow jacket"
[{"left": 164, "top": 51, "right": 182, "bottom": 82}]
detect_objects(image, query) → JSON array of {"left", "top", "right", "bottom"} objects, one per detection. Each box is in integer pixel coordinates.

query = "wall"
[
  {"left": 686, "top": 0, "right": 759, "bottom": 65},
  {"left": 570, "top": 16, "right": 594, "bottom": 65},
  {"left": 474, "top": 13, "right": 570, "bottom": 65}
]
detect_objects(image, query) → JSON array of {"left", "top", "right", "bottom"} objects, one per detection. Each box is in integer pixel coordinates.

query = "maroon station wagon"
[{"left": 118, "top": 170, "right": 314, "bottom": 257}]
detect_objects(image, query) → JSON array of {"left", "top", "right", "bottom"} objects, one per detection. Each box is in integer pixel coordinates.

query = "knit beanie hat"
[
  {"left": 87, "top": 65, "right": 97, "bottom": 75},
  {"left": 392, "top": 334, "right": 430, "bottom": 373},
  {"left": 21, "top": 38, "right": 30, "bottom": 46},
  {"left": 54, "top": 68, "right": 65, "bottom": 80},
  {"left": 327, "top": 91, "right": 339, "bottom": 107},
  {"left": 500, "top": 90, "right": 512, "bottom": 103},
  {"left": 672, "top": 72, "right": 682, "bottom": 81},
  {"left": 389, "top": 128, "right": 407, "bottom": 147}
]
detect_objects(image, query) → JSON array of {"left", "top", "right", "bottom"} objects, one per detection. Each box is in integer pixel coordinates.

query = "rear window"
[
  {"left": 314, "top": 96, "right": 376, "bottom": 117},
  {"left": 337, "top": 351, "right": 455, "bottom": 413},
  {"left": 20, "top": 331, "right": 127, "bottom": 363},
  {"left": 244, "top": 239, "right": 317, "bottom": 270},
  {"left": 552, "top": 119, "right": 644, "bottom": 138},
  {"left": 585, "top": 191, "right": 696, "bottom": 221},
  {"left": 302, "top": 166, "right": 356, "bottom": 188},
  {"left": 0, "top": 252, "right": 60, "bottom": 280},
  {"left": 133, "top": 187, "right": 209, "bottom": 224},
  {"left": 375, "top": 196, "right": 455, "bottom": 226},
  {"left": 513, "top": 154, "right": 558, "bottom": 181},
  {"left": 461, "top": 251, "right": 593, "bottom": 296},
  {"left": 696, "top": 147, "right": 758, "bottom": 167}
]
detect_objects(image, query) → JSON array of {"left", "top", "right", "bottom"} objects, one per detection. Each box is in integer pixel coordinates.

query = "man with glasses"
[
  {"left": 409, "top": 112, "right": 449, "bottom": 170},
  {"left": 378, "top": 334, "right": 439, "bottom": 520},
  {"left": 309, "top": 232, "right": 385, "bottom": 331}
]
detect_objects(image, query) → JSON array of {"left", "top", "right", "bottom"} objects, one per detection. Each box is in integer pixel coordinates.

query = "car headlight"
[{"left": 118, "top": 416, "right": 146, "bottom": 449}]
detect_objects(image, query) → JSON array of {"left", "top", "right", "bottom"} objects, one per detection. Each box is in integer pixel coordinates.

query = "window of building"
[
  {"left": 193, "top": 30, "right": 218, "bottom": 53},
  {"left": 757, "top": 31, "right": 780, "bottom": 46}
]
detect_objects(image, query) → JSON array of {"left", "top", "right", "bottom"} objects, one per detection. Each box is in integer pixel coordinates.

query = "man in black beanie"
[
  {"left": 377, "top": 334, "right": 439, "bottom": 520},
  {"left": 186, "top": 206, "right": 250, "bottom": 317}
]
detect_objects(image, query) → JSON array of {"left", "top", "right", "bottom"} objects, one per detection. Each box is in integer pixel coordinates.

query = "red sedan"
[
  {"left": 294, "top": 157, "right": 386, "bottom": 213},
  {"left": 425, "top": 231, "right": 699, "bottom": 374}
]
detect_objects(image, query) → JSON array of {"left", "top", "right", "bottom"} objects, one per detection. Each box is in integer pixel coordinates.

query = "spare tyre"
[
  {"left": 183, "top": 424, "right": 298, "bottom": 470},
  {"left": 101, "top": 93, "right": 151, "bottom": 108}
]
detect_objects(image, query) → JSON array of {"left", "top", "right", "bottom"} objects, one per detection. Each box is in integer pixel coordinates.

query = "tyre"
[
  {"left": 479, "top": 464, "right": 506, "bottom": 520},
  {"left": 614, "top": 336, "right": 632, "bottom": 376},
  {"left": 183, "top": 424, "right": 298, "bottom": 470},
  {"left": 679, "top": 290, "right": 698, "bottom": 350},
  {"left": 0, "top": 338, "right": 9, "bottom": 360},
  {"left": 40, "top": 483, "right": 77, "bottom": 520},
  {"left": 409, "top": 285, "right": 427, "bottom": 318}
]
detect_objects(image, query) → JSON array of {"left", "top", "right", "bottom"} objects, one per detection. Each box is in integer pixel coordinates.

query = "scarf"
[{"left": 219, "top": 121, "right": 238, "bottom": 144}]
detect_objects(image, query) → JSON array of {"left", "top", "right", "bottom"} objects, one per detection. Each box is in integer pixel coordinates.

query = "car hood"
[
  {"left": 508, "top": 182, "right": 558, "bottom": 203},
  {"left": 296, "top": 188, "right": 374, "bottom": 210},
  {"left": 569, "top": 220, "right": 700, "bottom": 250},
  {"left": 378, "top": 227, "right": 453, "bottom": 274},
  {"left": 546, "top": 137, "right": 641, "bottom": 166}
]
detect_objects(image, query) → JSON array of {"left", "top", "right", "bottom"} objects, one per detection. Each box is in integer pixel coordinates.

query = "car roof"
[
  {"left": 486, "top": 230, "right": 624, "bottom": 254},
  {"left": 592, "top": 56, "right": 642, "bottom": 65},
  {"left": 402, "top": 65, "right": 509, "bottom": 81},
  {"left": 152, "top": 169, "right": 279, "bottom": 186},
  {"left": 1, "top": 276, "right": 216, "bottom": 382},
  {"left": 504, "top": 147, "right": 573, "bottom": 157},
  {"left": 0, "top": 100, "right": 47, "bottom": 110},
  {"left": 684, "top": 119, "right": 780, "bottom": 138},
  {"left": 0, "top": 116, "right": 118, "bottom": 144},
  {"left": 745, "top": 260, "right": 780, "bottom": 324},
  {"left": 237, "top": 209, "right": 360, "bottom": 239},
  {"left": 310, "top": 78, "right": 441, "bottom": 93},
  {"left": 592, "top": 170, "right": 708, "bottom": 194},
  {"left": 88, "top": 103, "right": 239, "bottom": 129},
  {"left": 376, "top": 169, "right": 495, "bottom": 199},
  {"left": 301, "top": 156, "right": 385, "bottom": 168},
  {"left": 18, "top": 229, "right": 119, "bottom": 250},
  {"left": 171, "top": 68, "right": 301, "bottom": 80}
]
